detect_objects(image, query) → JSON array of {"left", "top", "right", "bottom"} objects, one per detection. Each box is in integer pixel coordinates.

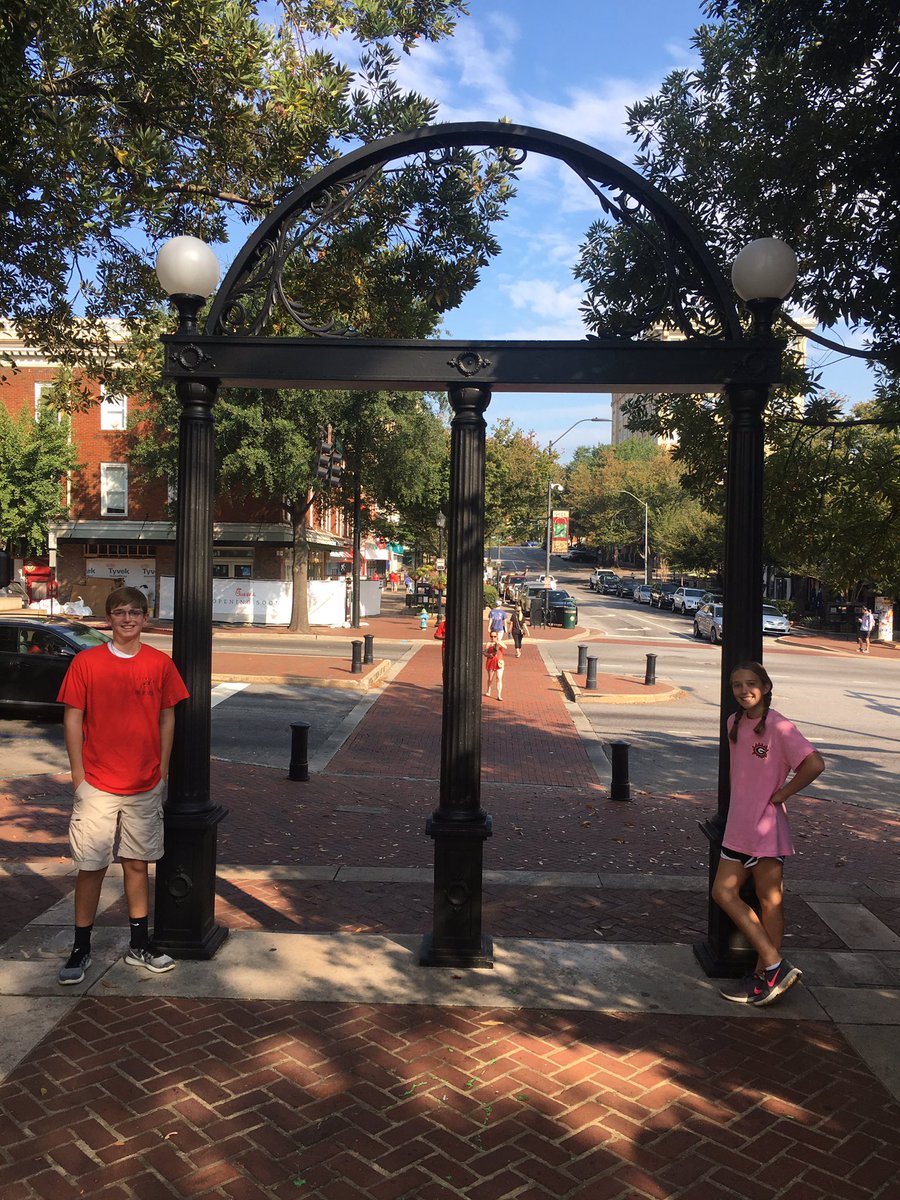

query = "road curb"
[{"left": 560, "top": 669, "right": 686, "bottom": 704}]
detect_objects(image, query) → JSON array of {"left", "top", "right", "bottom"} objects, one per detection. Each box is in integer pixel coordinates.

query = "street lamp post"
[
  {"left": 618, "top": 490, "right": 649, "bottom": 585},
  {"left": 694, "top": 238, "right": 798, "bottom": 978},
  {"left": 153, "top": 236, "right": 229, "bottom": 959},
  {"left": 545, "top": 417, "right": 611, "bottom": 612}
]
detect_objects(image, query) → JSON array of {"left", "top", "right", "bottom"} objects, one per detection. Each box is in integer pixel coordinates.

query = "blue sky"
[{"left": 380, "top": 0, "right": 876, "bottom": 458}]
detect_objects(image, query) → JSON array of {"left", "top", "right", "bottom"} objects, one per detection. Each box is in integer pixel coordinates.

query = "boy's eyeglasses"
[{"left": 109, "top": 609, "right": 146, "bottom": 618}]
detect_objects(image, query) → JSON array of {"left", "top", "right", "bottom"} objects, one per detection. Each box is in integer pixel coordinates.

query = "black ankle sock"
[
  {"left": 73, "top": 924, "right": 92, "bottom": 953},
  {"left": 129, "top": 916, "right": 149, "bottom": 949}
]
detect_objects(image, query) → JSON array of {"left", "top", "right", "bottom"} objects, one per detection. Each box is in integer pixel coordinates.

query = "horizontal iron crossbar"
[{"left": 161, "top": 336, "right": 782, "bottom": 393}]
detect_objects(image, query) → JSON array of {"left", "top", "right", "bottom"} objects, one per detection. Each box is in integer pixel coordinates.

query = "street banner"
[{"left": 551, "top": 509, "right": 570, "bottom": 555}]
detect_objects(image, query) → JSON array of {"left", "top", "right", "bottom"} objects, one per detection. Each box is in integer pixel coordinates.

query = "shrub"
[{"left": 483, "top": 584, "right": 498, "bottom": 610}]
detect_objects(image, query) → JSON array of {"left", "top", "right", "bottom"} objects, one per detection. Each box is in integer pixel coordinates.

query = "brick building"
[{"left": 1, "top": 324, "right": 349, "bottom": 613}]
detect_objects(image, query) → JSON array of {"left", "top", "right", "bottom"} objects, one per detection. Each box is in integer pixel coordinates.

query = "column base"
[
  {"left": 153, "top": 804, "right": 229, "bottom": 960},
  {"left": 419, "top": 932, "right": 494, "bottom": 969},
  {"left": 423, "top": 812, "right": 493, "bottom": 969},
  {"left": 694, "top": 815, "right": 761, "bottom": 979}
]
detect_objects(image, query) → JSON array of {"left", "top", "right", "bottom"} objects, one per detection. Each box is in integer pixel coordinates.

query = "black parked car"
[
  {"left": 650, "top": 582, "right": 677, "bottom": 609},
  {"left": 0, "top": 616, "right": 111, "bottom": 714}
]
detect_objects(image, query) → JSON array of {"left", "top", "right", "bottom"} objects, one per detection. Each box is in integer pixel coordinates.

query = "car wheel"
[
  {"left": 693, "top": 622, "right": 702, "bottom": 639},
  {"left": 710, "top": 627, "right": 719, "bottom": 644}
]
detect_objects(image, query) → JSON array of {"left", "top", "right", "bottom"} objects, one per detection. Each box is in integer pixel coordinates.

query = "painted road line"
[{"left": 210, "top": 681, "right": 251, "bottom": 708}]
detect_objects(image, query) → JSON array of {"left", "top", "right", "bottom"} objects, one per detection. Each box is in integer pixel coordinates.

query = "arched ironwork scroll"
[{"left": 206, "top": 122, "right": 743, "bottom": 343}]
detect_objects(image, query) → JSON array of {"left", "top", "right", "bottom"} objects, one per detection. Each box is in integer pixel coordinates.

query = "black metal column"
[
  {"left": 421, "top": 384, "right": 493, "bottom": 968},
  {"left": 694, "top": 370, "right": 769, "bottom": 977},
  {"left": 154, "top": 362, "right": 228, "bottom": 960}
]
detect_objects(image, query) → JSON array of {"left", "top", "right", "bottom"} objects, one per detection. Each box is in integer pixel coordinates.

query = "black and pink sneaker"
[{"left": 749, "top": 959, "right": 802, "bottom": 1007}]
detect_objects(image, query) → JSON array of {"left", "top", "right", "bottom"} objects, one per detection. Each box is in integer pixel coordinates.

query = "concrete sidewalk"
[{"left": 1, "top": 633, "right": 898, "bottom": 1198}]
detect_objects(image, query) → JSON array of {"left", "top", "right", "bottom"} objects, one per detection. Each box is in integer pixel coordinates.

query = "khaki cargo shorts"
[{"left": 68, "top": 779, "right": 166, "bottom": 870}]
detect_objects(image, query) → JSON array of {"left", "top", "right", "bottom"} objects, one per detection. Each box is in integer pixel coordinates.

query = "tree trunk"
[{"left": 288, "top": 502, "right": 311, "bottom": 633}]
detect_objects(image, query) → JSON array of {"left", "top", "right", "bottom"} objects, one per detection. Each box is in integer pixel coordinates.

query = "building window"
[
  {"left": 34, "top": 381, "right": 61, "bottom": 421},
  {"left": 99, "top": 386, "right": 127, "bottom": 431},
  {"left": 212, "top": 546, "right": 254, "bottom": 578},
  {"left": 100, "top": 463, "right": 128, "bottom": 516}
]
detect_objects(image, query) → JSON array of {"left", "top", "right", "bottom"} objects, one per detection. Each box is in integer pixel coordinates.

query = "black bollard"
[
  {"left": 644, "top": 653, "right": 657, "bottom": 685},
  {"left": 288, "top": 722, "right": 311, "bottom": 781},
  {"left": 351, "top": 640, "right": 363, "bottom": 674},
  {"left": 585, "top": 656, "right": 598, "bottom": 691},
  {"left": 610, "top": 740, "right": 631, "bottom": 801},
  {"left": 363, "top": 633, "right": 374, "bottom": 665},
  {"left": 577, "top": 644, "right": 589, "bottom": 675}
]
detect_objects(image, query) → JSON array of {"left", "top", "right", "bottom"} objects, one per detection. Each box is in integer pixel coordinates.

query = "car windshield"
[
  {"left": 762, "top": 606, "right": 783, "bottom": 617},
  {"left": 548, "top": 591, "right": 571, "bottom": 602},
  {"left": 55, "top": 623, "right": 111, "bottom": 649},
  {"left": 683, "top": 589, "right": 704, "bottom": 597}
]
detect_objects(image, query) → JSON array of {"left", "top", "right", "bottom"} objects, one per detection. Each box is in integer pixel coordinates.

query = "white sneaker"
[{"left": 124, "top": 945, "right": 176, "bottom": 973}]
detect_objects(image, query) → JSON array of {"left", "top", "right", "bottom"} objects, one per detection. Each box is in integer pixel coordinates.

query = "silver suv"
[{"left": 672, "top": 586, "right": 705, "bottom": 615}]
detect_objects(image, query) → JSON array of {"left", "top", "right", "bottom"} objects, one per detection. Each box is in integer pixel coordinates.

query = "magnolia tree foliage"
[
  {"left": 0, "top": 397, "right": 78, "bottom": 554},
  {"left": 0, "top": 0, "right": 485, "bottom": 370}
]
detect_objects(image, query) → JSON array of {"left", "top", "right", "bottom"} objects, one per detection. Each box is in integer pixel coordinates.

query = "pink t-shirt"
[{"left": 723, "top": 708, "right": 815, "bottom": 857}]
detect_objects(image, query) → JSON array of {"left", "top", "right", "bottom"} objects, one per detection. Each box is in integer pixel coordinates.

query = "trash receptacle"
[{"left": 562, "top": 607, "right": 577, "bottom": 629}]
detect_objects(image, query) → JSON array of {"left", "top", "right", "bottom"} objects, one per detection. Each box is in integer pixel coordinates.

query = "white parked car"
[
  {"left": 672, "top": 586, "right": 705, "bottom": 614},
  {"left": 762, "top": 605, "right": 791, "bottom": 636}
]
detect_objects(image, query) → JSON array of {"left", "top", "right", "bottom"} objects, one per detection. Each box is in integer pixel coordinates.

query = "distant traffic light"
[
  {"left": 315, "top": 440, "right": 333, "bottom": 481},
  {"left": 327, "top": 440, "right": 344, "bottom": 487}
]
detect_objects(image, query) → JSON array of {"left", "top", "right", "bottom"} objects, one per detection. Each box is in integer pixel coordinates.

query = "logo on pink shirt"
[{"left": 752, "top": 741, "right": 769, "bottom": 759}]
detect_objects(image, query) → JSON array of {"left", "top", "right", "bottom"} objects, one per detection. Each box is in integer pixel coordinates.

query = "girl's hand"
[{"left": 770, "top": 787, "right": 788, "bottom": 806}]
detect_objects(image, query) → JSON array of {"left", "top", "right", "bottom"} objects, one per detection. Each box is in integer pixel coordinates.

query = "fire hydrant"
[{"left": 419, "top": 607, "right": 429, "bottom": 630}]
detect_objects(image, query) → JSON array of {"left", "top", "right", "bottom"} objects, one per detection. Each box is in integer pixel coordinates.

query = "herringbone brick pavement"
[
  {"left": 330, "top": 643, "right": 598, "bottom": 789},
  {"left": 1, "top": 999, "right": 897, "bottom": 1199},
  {"left": 94, "top": 880, "right": 845, "bottom": 952}
]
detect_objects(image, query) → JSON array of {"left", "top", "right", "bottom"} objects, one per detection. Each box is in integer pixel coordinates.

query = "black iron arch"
[{"left": 206, "top": 120, "right": 743, "bottom": 345}]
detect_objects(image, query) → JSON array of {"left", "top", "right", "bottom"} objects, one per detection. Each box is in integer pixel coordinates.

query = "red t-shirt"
[{"left": 57, "top": 644, "right": 189, "bottom": 794}]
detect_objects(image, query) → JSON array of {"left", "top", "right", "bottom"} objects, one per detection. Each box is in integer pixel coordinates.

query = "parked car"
[
  {"left": 545, "top": 591, "right": 578, "bottom": 625},
  {"left": 589, "top": 569, "right": 617, "bottom": 592},
  {"left": 693, "top": 602, "right": 724, "bottom": 643},
  {"left": 634, "top": 584, "right": 653, "bottom": 604},
  {"left": 502, "top": 574, "right": 526, "bottom": 603},
  {"left": 0, "top": 615, "right": 111, "bottom": 714},
  {"left": 617, "top": 577, "right": 640, "bottom": 597},
  {"left": 563, "top": 546, "right": 596, "bottom": 563},
  {"left": 650, "top": 582, "right": 677, "bottom": 609},
  {"left": 700, "top": 591, "right": 724, "bottom": 608},
  {"left": 672, "top": 586, "right": 705, "bottom": 615},
  {"left": 601, "top": 576, "right": 622, "bottom": 595},
  {"left": 762, "top": 604, "right": 791, "bottom": 636}
]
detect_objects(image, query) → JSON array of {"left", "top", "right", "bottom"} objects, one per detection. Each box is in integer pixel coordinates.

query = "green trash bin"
[{"left": 562, "top": 606, "right": 577, "bottom": 629}]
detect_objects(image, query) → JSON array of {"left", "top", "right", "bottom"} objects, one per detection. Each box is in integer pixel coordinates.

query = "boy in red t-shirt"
[{"left": 56, "top": 586, "right": 189, "bottom": 985}]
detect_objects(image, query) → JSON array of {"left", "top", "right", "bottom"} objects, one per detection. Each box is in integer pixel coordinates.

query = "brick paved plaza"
[{"left": 1, "top": 611, "right": 897, "bottom": 1198}]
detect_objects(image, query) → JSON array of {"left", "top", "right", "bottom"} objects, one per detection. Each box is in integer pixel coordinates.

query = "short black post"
[
  {"left": 577, "top": 644, "right": 589, "bottom": 675},
  {"left": 363, "top": 633, "right": 374, "bottom": 664},
  {"left": 585, "top": 656, "right": 598, "bottom": 691},
  {"left": 644, "top": 653, "right": 657, "bottom": 685},
  {"left": 351, "top": 640, "right": 363, "bottom": 674},
  {"left": 610, "top": 740, "right": 631, "bottom": 801},
  {"left": 288, "top": 722, "right": 310, "bottom": 781}
]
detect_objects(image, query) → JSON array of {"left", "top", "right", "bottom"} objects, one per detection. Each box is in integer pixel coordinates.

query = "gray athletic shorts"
[{"left": 68, "top": 779, "right": 166, "bottom": 870}]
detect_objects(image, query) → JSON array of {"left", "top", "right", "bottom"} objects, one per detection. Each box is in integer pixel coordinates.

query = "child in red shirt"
[
  {"left": 56, "top": 586, "right": 189, "bottom": 985},
  {"left": 484, "top": 633, "right": 505, "bottom": 701}
]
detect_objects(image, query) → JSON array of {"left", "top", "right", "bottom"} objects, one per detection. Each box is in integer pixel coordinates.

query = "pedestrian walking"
[
  {"left": 487, "top": 602, "right": 508, "bottom": 643},
  {"left": 857, "top": 606, "right": 875, "bottom": 653},
  {"left": 56, "top": 586, "right": 189, "bottom": 985},
  {"left": 713, "top": 662, "right": 824, "bottom": 1007},
  {"left": 484, "top": 634, "right": 505, "bottom": 701},
  {"left": 508, "top": 605, "right": 528, "bottom": 657}
]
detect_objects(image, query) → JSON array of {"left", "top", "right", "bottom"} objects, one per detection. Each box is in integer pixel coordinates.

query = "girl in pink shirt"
[{"left": 712, "top": 662, "right": 824, "bottom": 1007}]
